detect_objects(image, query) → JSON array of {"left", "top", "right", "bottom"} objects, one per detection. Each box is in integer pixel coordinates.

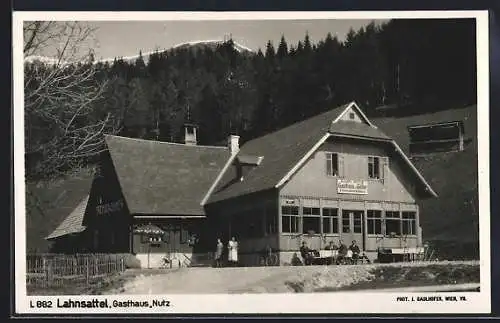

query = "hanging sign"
[{"left": 337, "top": 179, "right": 368, "bottom": 195}]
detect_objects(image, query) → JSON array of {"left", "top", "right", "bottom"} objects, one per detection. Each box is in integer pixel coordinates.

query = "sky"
[{"left": 84, "top": 19, "right": 387, "bottom": 60}]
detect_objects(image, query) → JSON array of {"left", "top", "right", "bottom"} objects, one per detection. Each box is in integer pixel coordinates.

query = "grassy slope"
[
  {"left": 25, "top": 167, "right": 95, "bottom": 253},
  {"left": 373, "top": 105, "right": 479, "bottom": 259}
]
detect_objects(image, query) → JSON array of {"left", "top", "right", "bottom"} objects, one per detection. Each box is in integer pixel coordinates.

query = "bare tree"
[{"left": 24, "top": 21, "right": 121, "bottom": 180}]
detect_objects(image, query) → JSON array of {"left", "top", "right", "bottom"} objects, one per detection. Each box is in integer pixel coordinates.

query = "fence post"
[
  {"left": 47, "top": 259, "right": 53, "bottom": 287},
  {"left": 43, "top": 257, "right": 48, "bottom": 288},
  {"left": 94, "top": 255, "right": 98, "bottom": 277},
  {"left": 85, "top": 256, "right": 90, "bottom": 285}
]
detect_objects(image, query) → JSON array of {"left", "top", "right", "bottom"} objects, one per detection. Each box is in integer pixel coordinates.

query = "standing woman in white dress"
[{"left": 228, "top": 236, "right": 238, "bottom": 266}]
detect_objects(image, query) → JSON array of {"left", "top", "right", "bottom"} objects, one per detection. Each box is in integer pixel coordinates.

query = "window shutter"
[
  {"left": 338, "top": 154, "right": 345, "bottom": 178},
  {"left": 382, "top": 157, "right": 389, "bottom": 182},
  {"left": 326, "top": 153, "right": 332, "bottom": 176}
]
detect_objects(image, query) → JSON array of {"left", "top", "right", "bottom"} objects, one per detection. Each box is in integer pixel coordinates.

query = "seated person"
[
  {"left": 336, "top": 239, "right": 348, "bottom": 264},
  {"left": 349, "top": 240, "right": 361, "bottom": 263},
  {"left": 291, "top": 252, "right": 303, "bottom": 266},
  {"left": 299, "top": 241, "right": 314, "bottom": 265}
]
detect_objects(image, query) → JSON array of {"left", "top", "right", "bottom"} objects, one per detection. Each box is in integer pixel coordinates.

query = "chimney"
[
  {"left": 228, "top": 135, "right": 240, "bottom": 154},
  {"left": 184, "top": 123, "right": 197, "bottom": 146}
]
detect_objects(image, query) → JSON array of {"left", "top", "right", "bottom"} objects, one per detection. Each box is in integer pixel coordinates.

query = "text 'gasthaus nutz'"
[{"left": 30, "top": 298, "right": 171, "bottom": 309}]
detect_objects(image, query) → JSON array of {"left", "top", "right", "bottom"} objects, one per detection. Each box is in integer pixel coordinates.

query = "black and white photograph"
[{"left": 14, "top": 11, "right": 490, "bottom": 314}]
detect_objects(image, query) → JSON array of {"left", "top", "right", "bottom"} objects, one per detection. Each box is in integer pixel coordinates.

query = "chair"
[{"left": 345, "top": 250, "right": 354, "bottom": 264}]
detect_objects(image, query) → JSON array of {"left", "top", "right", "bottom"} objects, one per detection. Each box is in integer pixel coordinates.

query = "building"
[
  {"left": 46, "top": 125, "right": 233, "bottom": 268},
  {"left": 46, "top": 101, "right": 439, "bottom": 267}
]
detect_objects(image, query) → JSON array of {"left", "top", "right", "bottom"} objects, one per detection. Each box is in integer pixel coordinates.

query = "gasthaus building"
[{"left": 46, "top": 101, "right": 437, "bottom": 268}]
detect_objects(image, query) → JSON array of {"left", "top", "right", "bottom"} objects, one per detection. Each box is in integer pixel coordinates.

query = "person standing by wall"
[
  {"left": 228, "top": 236, "right": 239, "bottom": 267},
  {"left": 214, "top": 238, "right": 224, "bottom": 267}
]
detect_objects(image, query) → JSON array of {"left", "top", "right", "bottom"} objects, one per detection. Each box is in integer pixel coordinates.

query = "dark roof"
[
  {"left": 46, "top": 195, "right": 89, "bottom": 240},
  {"left": 105, "top": 135, "right": 231, "bottom": 215},
  {"left": 372, "top": 106, "right": 477, "bottom": 153},
  {"left": 206, "top": 103, "right": 351, "bottom": 203},
  {"left": 30, "top": 167, "right": 94, "bottom": 248}
]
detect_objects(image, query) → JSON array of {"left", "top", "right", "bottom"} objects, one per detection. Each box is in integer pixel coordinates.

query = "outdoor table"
[
  {"left": 308, "top": 249, "right": 339, "bottom": 265},
  {"left": 318, "top": 250, "right": 338, "bottom": 258}
]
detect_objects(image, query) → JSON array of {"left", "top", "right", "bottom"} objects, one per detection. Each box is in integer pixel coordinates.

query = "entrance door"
[{"left": 341, "top": 210, "right": 365, "bottom": 250}]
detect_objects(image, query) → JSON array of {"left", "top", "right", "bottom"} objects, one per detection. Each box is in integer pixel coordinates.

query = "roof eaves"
[
  {"left": 45, "top": 195, "right": 90, "bottom": 240},
  {"left": 46, "top": 226, "right": 86, "bottom": 240},
  {"left": 104, "top": 134, "right": 229, "bottom": 150},
  {"left": 391, "top": 140, "right": 438, "bottom": 198},
  {"left": 275, "top": 132, "right": 331, "bottom": 188},
  {"left": 200, "top": 149, "right": 240, "bottom": 206},
  {"left": 328, "top": 132, "right": 391, "bottom": 142}
]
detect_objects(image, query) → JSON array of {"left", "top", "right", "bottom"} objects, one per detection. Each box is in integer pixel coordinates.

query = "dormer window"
[{"left": 408, "top": 121, "right": 465, "bottom": 156}]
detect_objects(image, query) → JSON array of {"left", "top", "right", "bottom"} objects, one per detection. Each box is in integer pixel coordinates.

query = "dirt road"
[
  {"left": 106, "top": 261, "right": 479, "bottom": 295},
  {"left": 108, "top": 265, "right": 372, "bottom": 294}
]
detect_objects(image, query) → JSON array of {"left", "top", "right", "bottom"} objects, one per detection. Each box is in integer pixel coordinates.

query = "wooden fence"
[{"left": 26, "top": 253, "right": 128, "bottom": 288}]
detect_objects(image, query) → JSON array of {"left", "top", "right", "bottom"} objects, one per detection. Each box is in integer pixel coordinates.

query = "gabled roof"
[
  {"left": 45, "top": 195, "right": 89, "bottom": 240},
  {"left": 205, "top": 103, "right": 349, "bottom": 204},
  {"left": 105, "top": 135, "right": 231, "bottom": 215},
  {"left": 206, "top": 101, "right": 435, "bottom": 204}
]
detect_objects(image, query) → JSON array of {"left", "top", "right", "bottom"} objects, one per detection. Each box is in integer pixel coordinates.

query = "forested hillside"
[{"left": 24, "top": 18, "right": 476, "bottom": 182}]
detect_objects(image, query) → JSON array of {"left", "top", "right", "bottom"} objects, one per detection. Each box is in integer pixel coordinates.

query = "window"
[
  {"left": 141, "top": 234, "right": 163, "bottom": 244},
  {"left": 402, "top": 211, "right": 417, "bottom": 235},
  {"left": 326, "top": 153, "right": 339, "bottom": 176},
  {"left": 385, "top": 211, "right": 401, "bottom": 237},
  {"left": 342, "top": 212, "right": 351, "bottom": 233},
  {"left": 282, "top": 206, "right": 300, "bottom": 233},
  {"left": 368, "top": 156, "right": 380, "bottom": 179},
  {"left": 367, "top": 210, "right": 382, "bottom": 235},
  {"left": 302, "top": 207, "right": 320, "bottom": 234},
  {"left": 322, "top": 208, "right": 338, "bottom": 234},
  {"left": 150, "top": 236, "right": 162, "bottom": 242},
  {"left": 353, "top": 213, "right": 362, "bottom": 233},
  {"left": 303, "top": 207, "right": 320, "bottom": 216},
  {"left": 349, "top": 112, "right": 355, "bottom": 120}
]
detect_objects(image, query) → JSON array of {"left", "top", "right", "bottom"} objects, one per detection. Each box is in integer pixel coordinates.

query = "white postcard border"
[{"left": 13, "top": 10, "right": 491, "bottom": 315}]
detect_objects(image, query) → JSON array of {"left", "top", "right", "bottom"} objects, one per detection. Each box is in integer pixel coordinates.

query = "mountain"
[{"left": 24, "top": 39, "right": 255, "bottom": 66}]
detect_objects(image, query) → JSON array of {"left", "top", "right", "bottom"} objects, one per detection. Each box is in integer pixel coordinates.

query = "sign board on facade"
[
  {"left": 337, "top": 179, "right": 368, "bottom": 195},
  {"left": 96, "top": 199, "right": 124, "bottom": 215}
]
